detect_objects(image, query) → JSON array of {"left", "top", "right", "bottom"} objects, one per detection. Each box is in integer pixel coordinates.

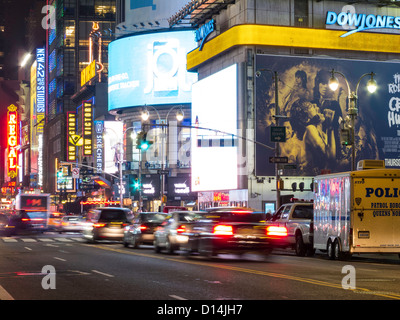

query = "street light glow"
[
  {"left": 367, "top": 76, "right": 377, "bottom": 93},
  {"left": 20, "top": 53, "right": 31, "bottom": 67}
]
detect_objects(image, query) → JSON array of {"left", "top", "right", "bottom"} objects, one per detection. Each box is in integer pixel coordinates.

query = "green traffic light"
[
  {"left": 140, "top": 141, "right": 150, "bottom": 150},
  {"left": 133, "top": 179, "right": 140, "bottom": 190}
]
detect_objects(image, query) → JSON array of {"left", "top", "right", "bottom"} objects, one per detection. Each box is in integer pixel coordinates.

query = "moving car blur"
[
  {"left": 57, "top": 215, "right": 86, "bottom": 233},
  {"left": 82, "top": 207, "right": 134, "bottom": 243},
  {"left": 123, "top": 212, "right": 168, "bottom": 248},
  {"left": 0, "top": 210, "right": 48, "bottom": 235},
  {"left": 154, "top": 211, "right": 204, "bottom": 254},
  {"left": 182, "top": 207, "right": 271, "bottom": 259}
]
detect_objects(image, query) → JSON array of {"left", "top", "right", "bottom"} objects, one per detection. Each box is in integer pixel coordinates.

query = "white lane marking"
[
  {"left": 0, "top": 285, "right": 14, "bottom": 300},
  {"left": 169, "top": 295, "right": 188, "bottom": 300},
  {"left": 2, "top": 238, "right": 17, "bottom": 242},
  {"left": 54, "top": 257, "right": 67, "bottom": 262},
  {"left": 92, "top": 270, "right": 114, "bottom": 278},
  {"left": 24, "top": 247, "right": 32, "bottom": 251}
]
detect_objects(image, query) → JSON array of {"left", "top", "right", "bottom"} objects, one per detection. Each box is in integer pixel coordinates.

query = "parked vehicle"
[
  {"left": 181, "top": 207, "right": 271, "bottom": 259},
  {"left": 154, "top": 210, "right": 203, "bottom": 254},
  {"left": 265, "top": 200, "right": 314, "bottom": 256},
  {"left": 123, "top": 212, "right": 168, "bottom": 248},
  {"left": 314, "top": 160, "right": 400, "bottom": 260},
  {"left": 82, "top": 207, "right": 133, "bottom": 243}
]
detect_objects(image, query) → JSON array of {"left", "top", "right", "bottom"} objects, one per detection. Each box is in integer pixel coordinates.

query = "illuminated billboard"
[
  {"left": 108, "top": 30, "right": 198, "bottom": 111},
  {"left": 255, "top": 54, "right": 400, "bottom": 176},
  {"left": 191, "top": 64, "right": 238, "bottom": 192},
  {"left": 103, "top": 121, "right": 123, "bottom": 174}
]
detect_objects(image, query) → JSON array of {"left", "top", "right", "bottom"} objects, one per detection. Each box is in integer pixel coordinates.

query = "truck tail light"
[{"left": 266, "top": 226, "right": 288, "bottom": 237}]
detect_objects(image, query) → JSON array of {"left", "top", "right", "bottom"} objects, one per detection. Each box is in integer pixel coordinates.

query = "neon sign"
[
  {"left": 195, "top": 19, "right": 215, "bottom": 51},
  {"left": 82, "top": 101, "right": 93, "bottom": 156},
  {"left": 67, "top": 112, "right": 77, "bottom": 161},
  {"left": 326, "top": 11, "right": 400, "bottom": 37},
  {"left": 7, "top": 104, "right": 18, "bottom": 179}
]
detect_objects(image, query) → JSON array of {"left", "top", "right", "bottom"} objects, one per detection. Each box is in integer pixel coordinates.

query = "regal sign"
[{"left": 7, "top": 104, "right": 18, "bottom": 179}]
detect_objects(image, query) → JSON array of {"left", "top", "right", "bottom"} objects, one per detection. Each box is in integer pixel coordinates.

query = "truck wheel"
[
  {"left": 295, "top": 234, "right": 306, "bottom": 257},
  {"left": 334, "top": 240, "right": 342, "bottom": 260},
  {"left": 327, "top": 240, "right": 335, "bottom": 260}
]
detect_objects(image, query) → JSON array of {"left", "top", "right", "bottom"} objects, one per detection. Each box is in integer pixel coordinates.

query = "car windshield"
[
  {"left": 25, "top": 211, "right": 47, "bottom": 220},
  {"left": 141, "top": 213, "right": 166, "bottom": 222},
  {"left": 64, "top": 216, "right": 82, "bottom": 222},
  {"left": 178, "top": 212, "right": 203, "bottom": 222},
  {"left": 98, "top": 210, "right": 129, "bottom": 222},
  {"left": 292, "top": 206, "right": 313, "bottom": 219}
]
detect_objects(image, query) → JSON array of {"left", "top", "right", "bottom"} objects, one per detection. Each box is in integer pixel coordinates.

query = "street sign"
[
  {"left": 270, "top": 126, "right": 286, "bottom": 142},
  {"left": 157, "top": 169, "right": 169, "bottom": 175},
  {"left": 72, "top": 167, "right": 80, "bottom": 179},
  {"left": 269, "top": 156, "right": 288, "bottom": 163},
  {"left": 284, "top": 164, "right": 297, "bottom": 169}
]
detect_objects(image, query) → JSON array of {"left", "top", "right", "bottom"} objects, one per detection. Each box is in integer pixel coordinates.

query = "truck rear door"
[{"left": 353, "top": 175, "right": 400, "bottom": 252}]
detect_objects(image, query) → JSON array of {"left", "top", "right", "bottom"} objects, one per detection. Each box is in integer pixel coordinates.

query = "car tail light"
[
  {"left": 21, "top": 218, "right": 30, "bottom": 222},
  {"left": 176, "top": 225, "right": 186, "bottom": 234},
  {"left": 213, "top": 224, "right": 233, "bottom": 236},
  {"left": 139, "top": 225, "right": 147, "bottom": 231},
  {"left": 93, "top": 223, "right": 106, "bottom": 228},
  {"left": 266, "top": 226, "right": 288, "bottom": 237}
]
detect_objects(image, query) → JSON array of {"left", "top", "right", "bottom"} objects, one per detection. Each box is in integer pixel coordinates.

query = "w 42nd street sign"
[{"left": 270, "top": 126, "right": 286, "bottom": 142}]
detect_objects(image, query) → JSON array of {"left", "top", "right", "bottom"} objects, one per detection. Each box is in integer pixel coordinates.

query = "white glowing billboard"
[
  {"left": 103, "top": 121, "right": 123, "bottom": 174},
  {"left": 191, "top": 64, "right": 238, "bottom": 192},
  {"left": 108, "top": 30, "right": 198, "bottom": 111}
]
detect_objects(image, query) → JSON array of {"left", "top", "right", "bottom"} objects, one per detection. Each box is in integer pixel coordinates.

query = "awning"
[{"left": 168, "top": 0, "right": 237, "bottom": 28}]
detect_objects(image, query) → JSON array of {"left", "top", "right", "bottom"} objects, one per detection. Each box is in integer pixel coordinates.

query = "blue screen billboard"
[
  {"left": 255, "top": 54, "right": 400, "bottom": 176},
  {"left": 108, "top": 30, "right": 198, "bottom": 111}
]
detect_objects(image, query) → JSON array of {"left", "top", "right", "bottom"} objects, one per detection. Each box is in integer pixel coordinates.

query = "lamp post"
[
  {"left": 328, "top": 69, "right": 377, "bottom": 171},
  {"left": 141, "top": 105, "right": 184, "bottom": 211},
  {"left": 256, "top": 69, "right": 285, "bottom": 210}
]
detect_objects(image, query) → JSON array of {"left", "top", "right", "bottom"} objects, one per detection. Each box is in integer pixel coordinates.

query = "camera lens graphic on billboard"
[{"left": 108, "top": 30, "right": 198, "bottom": 111}]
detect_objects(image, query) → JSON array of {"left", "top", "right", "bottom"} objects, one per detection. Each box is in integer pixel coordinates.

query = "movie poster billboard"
[{"left": 255, "top": 54, "right": 400, "bottom": 177}]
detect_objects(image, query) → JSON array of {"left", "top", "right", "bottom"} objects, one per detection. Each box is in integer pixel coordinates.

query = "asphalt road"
[{"left": 1, "top": 232, "right": 400, "bottom": 306}]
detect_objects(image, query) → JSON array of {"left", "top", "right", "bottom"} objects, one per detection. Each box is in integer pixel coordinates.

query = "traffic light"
[
  {"left": 340, "top": 128, "right": 353, "bottom": 146},
  {"left": 136, "top": 131, "right": 153, "bottom": 151},
  {"left": 133, "top": 178, "right": 141, "bottom": 190}
]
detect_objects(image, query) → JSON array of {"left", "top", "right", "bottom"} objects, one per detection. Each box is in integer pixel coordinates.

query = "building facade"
[{"left": 174, "top": 0, "right": 400, "bottom": 211}]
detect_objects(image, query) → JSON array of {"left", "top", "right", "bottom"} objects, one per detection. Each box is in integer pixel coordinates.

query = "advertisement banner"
[
  {"left": 255, "top": 54, "right": 400, "bottom": 176},
  {"left": 108, "top": 30, "right": 197, "bottom": 110}
]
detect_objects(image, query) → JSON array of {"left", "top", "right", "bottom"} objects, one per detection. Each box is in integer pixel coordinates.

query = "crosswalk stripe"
[
  {"left": 1, "top": 236, "right": 85, "bottom": 243},
  {"left": 38, "top": 238, "right": 54, "bottom": 242},
  {"left": 21, "top": 238, "right": 37, "bottom": 242},
  {"left": 56, "top": 238, "right": 73, "bottom": 242}
]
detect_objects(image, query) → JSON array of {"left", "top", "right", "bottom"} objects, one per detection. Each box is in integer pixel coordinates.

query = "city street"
[{"left": 1, "top": 232, "right": 400, "bottom": 305}]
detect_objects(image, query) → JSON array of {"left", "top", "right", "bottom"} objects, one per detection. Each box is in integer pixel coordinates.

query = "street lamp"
[
  {"left": 328, "top": 69, "right": 377, "bottom": 171},
  {"left": 140, "top": 105, "right": 185, "bottom": 211},
  {"left": 256, "top": 69, "right": 286, "bottom": 210}
]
